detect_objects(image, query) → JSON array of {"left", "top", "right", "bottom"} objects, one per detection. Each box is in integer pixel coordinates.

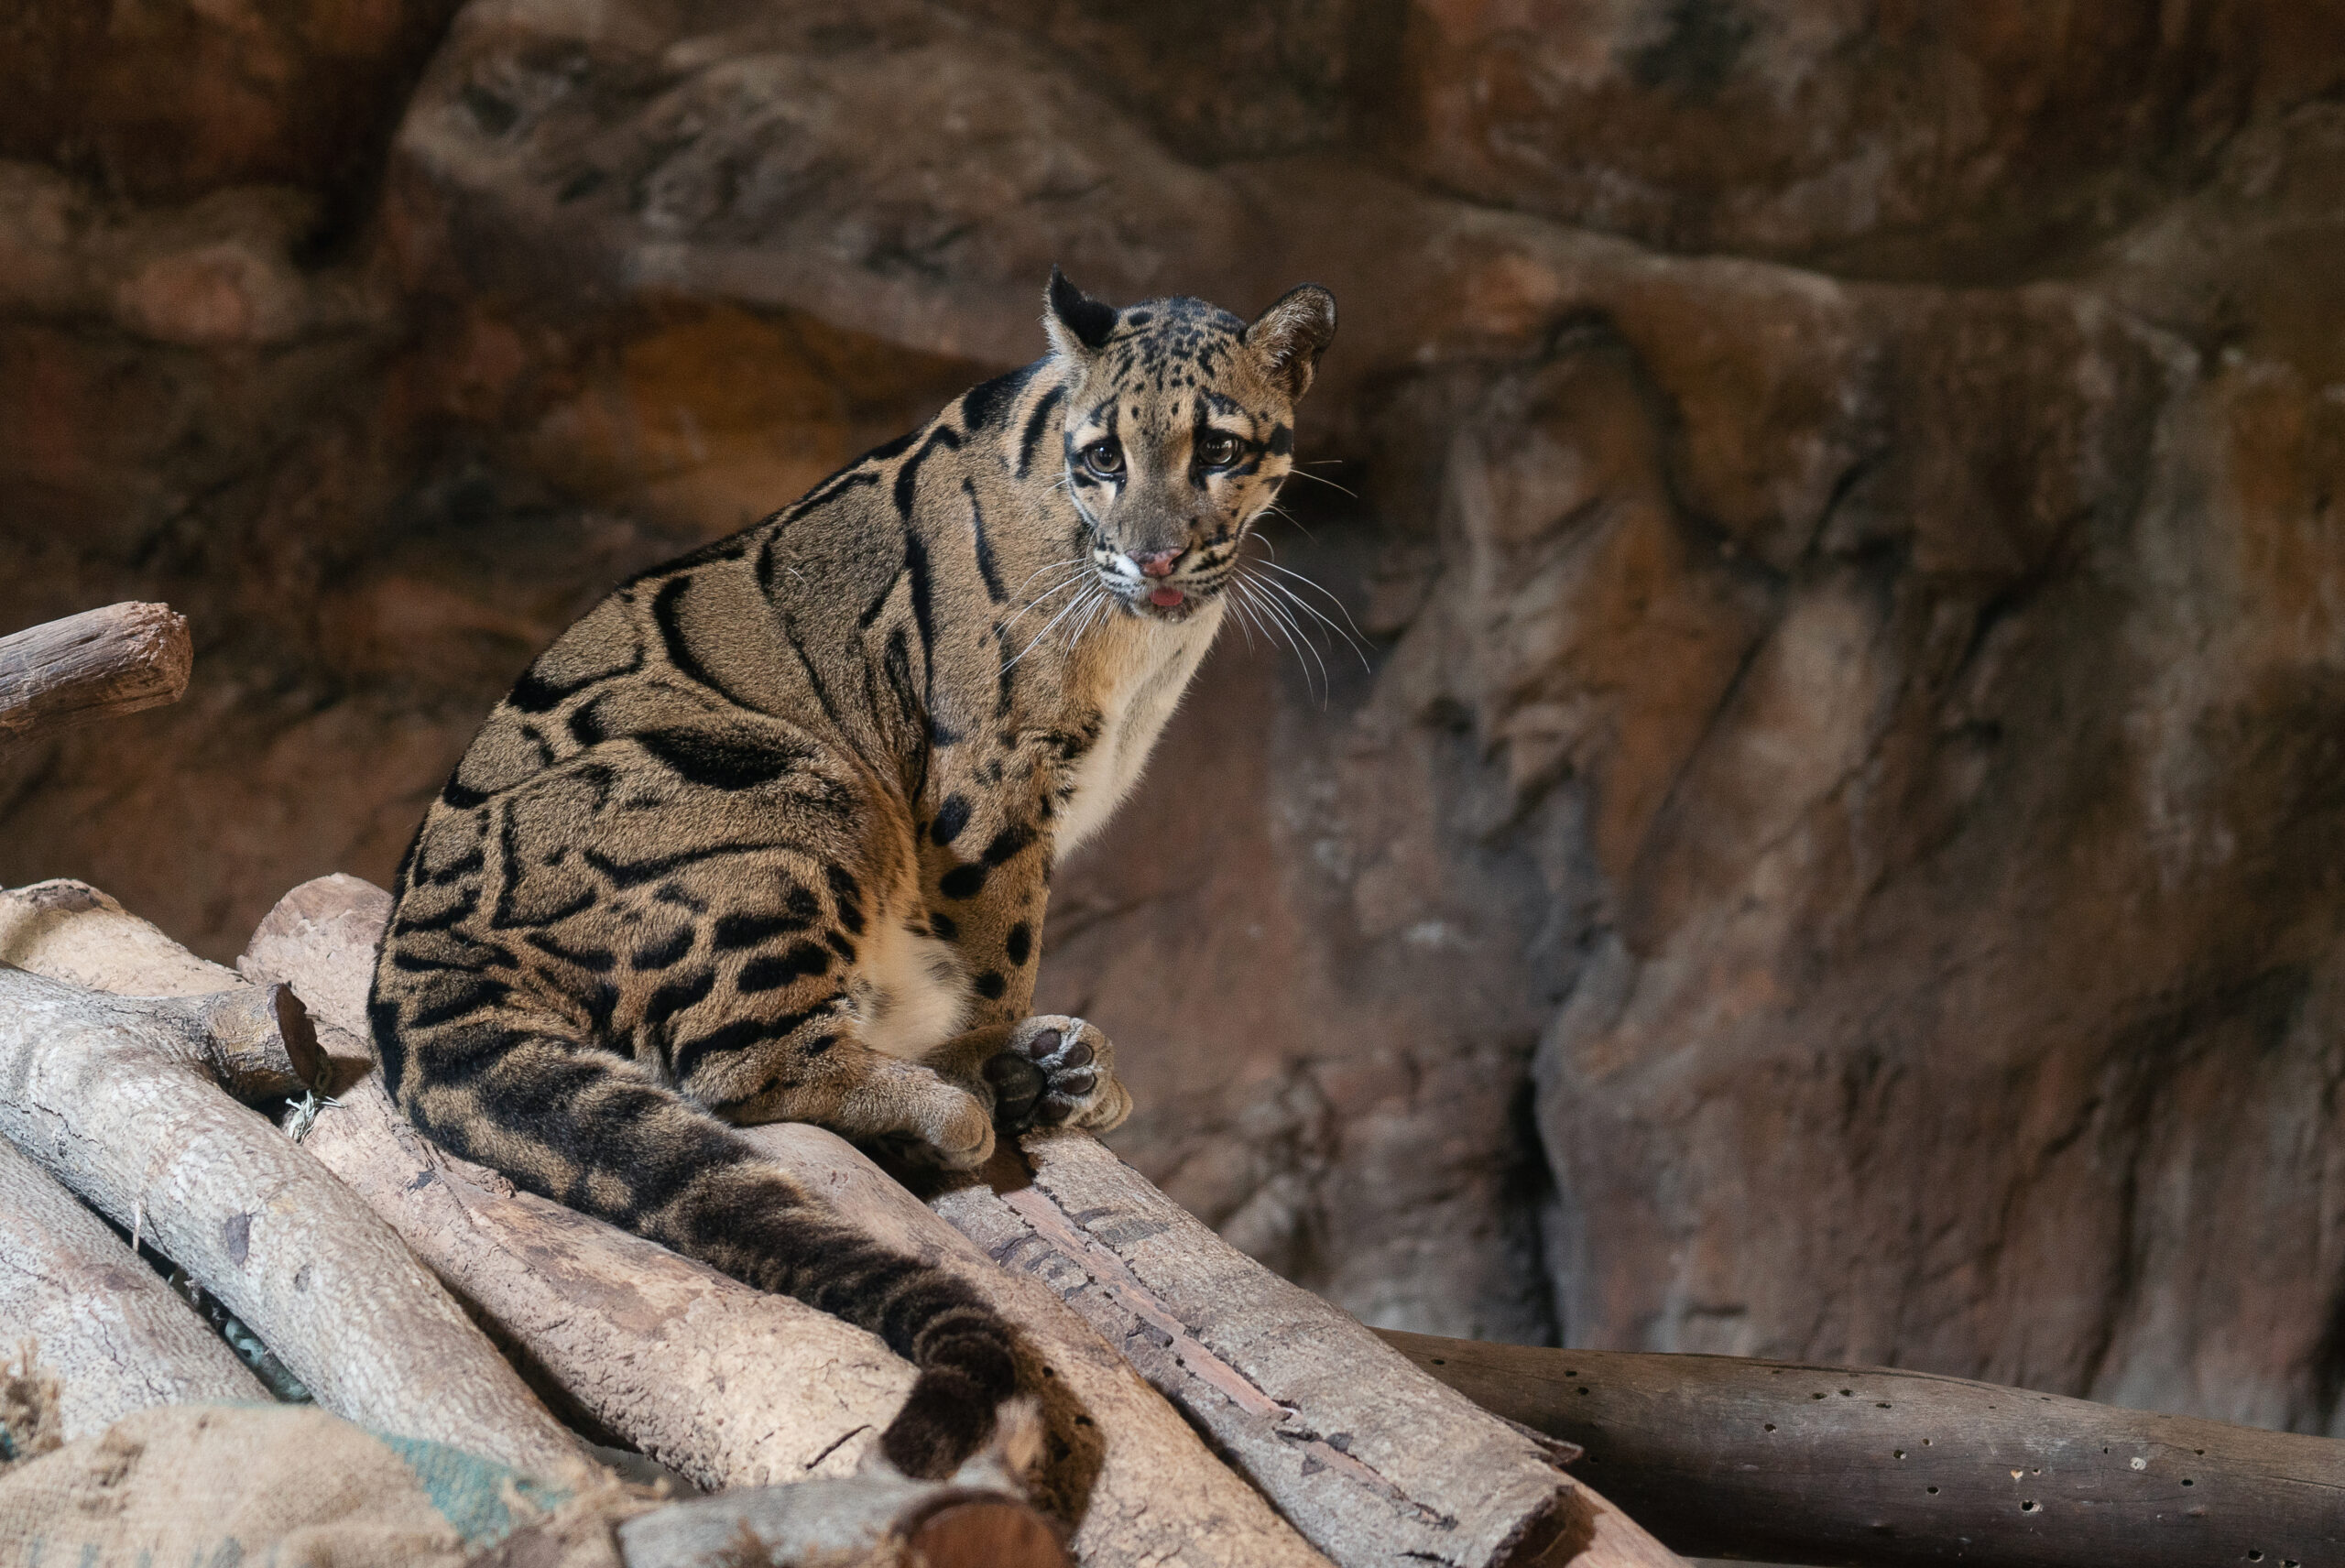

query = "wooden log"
[
  {"left": 932, "top": 1131, "right": 1685, "bottom": 1568},
  {"left": 616, "top": 1474, "right": 1068, "bottom": 1568},
  {"left": 0, "top": 602, "right": 191, "bottom": 743},
  {"left": 740, "top": 1122, "right": 1337, "bottom": 1568},
  {"left": 0, "top": 878, "right": 240, "bottom": 996},
  {"left": 232, "top": 872, "right": 385, "bottom": 1091},
  {"left": 246, "top": 875, "right": 1331, "bottom": 1568},
  {"left": 1379, "top": 1331, "right": 2345, "bottom": 1568},
  {"left": 1, "top": 879, "right": 323, "bottom": 1098},
  {"left": 0, "top": 1136, "right": 267, "bottom": 1440},
  {"left": 0, "top": 961, "right": 584, "bottom": 1477}
]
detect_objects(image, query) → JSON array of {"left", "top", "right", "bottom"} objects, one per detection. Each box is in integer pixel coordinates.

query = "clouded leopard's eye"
[
  {"left": 1080, "top": 441, "right": 1124, "bottom": 478},
  {"left": 1195, "top": 432, "right": 1243, "bottom": 470}
]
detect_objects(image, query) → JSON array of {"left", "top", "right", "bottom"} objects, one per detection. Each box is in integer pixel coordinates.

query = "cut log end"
[
  {"left": 189, "top": 981, "right": 323, "bottom": 1100},
  {"left": 0, "top": 602, "right": 192, "bottom": 744}
]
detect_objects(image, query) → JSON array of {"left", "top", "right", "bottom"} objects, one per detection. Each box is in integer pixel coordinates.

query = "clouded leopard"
[{"left": 369, "top": 269, "right": 1337, "bottom": 1476}]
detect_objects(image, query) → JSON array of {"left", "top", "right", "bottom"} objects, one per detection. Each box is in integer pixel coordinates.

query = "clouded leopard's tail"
[{"left": 372, "top": 1010, "right": 1018, "bottom": 1479}]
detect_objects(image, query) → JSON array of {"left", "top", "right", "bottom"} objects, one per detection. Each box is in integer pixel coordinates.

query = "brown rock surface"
[
  {"left": 0, "top": 0, "right": 461, "bottom": 221},
  {"left": 1391, "top": 0, "right": 2345, "bottom": 278},
  {"left": 1, "top": 0, "right": 2342, "bottom": 1450}
]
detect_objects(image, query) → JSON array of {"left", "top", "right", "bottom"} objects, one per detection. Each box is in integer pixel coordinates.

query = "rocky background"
[{"left": 5, "top": 0, "right": 2344, "bottom": 1434}]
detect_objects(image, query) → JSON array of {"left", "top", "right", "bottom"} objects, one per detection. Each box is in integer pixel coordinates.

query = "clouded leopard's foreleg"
[
  {"left": 375, "top": 995, "right": 1017, "bottom": 1477},
  {"left": 916, "top": 790, "right": 1131, "bottom": 1134}
]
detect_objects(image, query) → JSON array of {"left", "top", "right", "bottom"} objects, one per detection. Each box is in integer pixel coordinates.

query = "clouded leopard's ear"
[
  {"left": 1242, "top": 284, "right": 1337, "bottom": 400},
  {"left": 1043, "top": 266, "right": 1119, "bottom": 358}
]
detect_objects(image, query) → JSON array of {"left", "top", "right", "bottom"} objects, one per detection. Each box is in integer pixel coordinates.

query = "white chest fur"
[
  {"left": 856, "top": 917, "right": 970, "bottom": 1060},
  {"left": 1054, "top": 604, "right": 1221, "bottom": 855}
]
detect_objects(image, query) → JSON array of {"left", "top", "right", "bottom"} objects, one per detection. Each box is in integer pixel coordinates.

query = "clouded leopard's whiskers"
[
  {"left": 1285, "top": 463, "right": 1358, "bottom": 498},
  {"left": 997, "top": 565, "right": 1093, "bottom": 637},
  {"left": 1232, "top": 573, "right": 1330, "bottom": 703},
  {"left": 1012, "top": 553, "right": 1089, "bottom": 593},
  {"left": 1005, "top": 581, "right": 1106, "bottom": 671},
  {"left": 1254, "top": 561, "right": 1372, "bottom": 670},
  {"left": 1256, "top": 500, "right": 1318, "bottom": 542}
]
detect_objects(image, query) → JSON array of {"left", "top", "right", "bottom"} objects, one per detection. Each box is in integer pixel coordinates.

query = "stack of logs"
[
  {"left": 0, "top": 603, "right": 1680, "bottom": 1567},
  {"left": 7, "top": 604, "right": 2342, "bottom": 1568}
]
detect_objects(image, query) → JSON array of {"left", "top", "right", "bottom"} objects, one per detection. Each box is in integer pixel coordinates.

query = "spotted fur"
[{"left": 369, "top": 269, "right": 1336, "bottom": 1475}]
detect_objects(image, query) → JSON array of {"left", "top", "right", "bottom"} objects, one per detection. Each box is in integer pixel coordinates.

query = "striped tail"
[{"left": 375, "top": 1009, "right": 1017, "bottom": 1477}]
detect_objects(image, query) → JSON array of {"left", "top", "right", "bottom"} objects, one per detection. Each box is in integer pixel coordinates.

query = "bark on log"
[
  {"left": 245, "top": 875, "right": 1329, "bottom": 1568},
  {"left": 0, "top": 603, "right": 191, "bottom": 743},
  {"left": 617, "top": 1475, "right": 1067, "bottom": 1568},
  {"left": 1, "top": 879, "right": 323, "bottom": 1098},
  {"left": 926, "top": 1131, "right": 1685, "bottom": 1568},
  {"left": 0, "top": 1136, "right": 267, "bottom": 1440},
  {"left": 0, "top": 961, "right": 584, "bottom": 1476},
  {"left": 1379, "top": 1331, "right": 2345, "bottom": 1568}
]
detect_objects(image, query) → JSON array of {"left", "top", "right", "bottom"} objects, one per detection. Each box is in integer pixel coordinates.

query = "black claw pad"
[
  {"left": 989, "top": 1022, "right": 1101, "bottom": 1130},
  {"left": 983, "top": 1051, "right": 1044, "bottom": 1127}
]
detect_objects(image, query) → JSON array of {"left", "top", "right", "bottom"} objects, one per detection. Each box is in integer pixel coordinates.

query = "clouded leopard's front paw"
[
  {"left": 983, "top": 1016, "right": 1132, "bottom": 1134},
  {"left": 869, "top": 1069, "right": 997, "bottom": 1171}
]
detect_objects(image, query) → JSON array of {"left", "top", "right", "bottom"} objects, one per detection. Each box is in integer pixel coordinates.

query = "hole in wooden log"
[
  {"left": 1926, "top": 1486, "right": 1938, "bottom": 1495},
  {"left": 1812, "top": 1392, "right": 1827, "bottom": 1399},
  {"left": 2184, "top": 1478, "right": 2195, "bottom": 1486},
  {"left": 1892, "top": 1449, "right": 1904, "bottom": 1458},
  {"left": 2248, "top": 1552, "right": 2263, "bottom": 1561},
  {"left": 1839, "top": 1388, "right": 1853, "bottom": 1396},
  {"left": 1876, "top": 1401, "right": 1891, "bottom": 1408},
  {"left": 1576, "top": 1387, "right": 1589, "bottom": 1396},
  {"left": 2022, "top": 1500, "right": 2039, "bottom": 1512},
  {"left": 1763, "top": 1424, "right": 1776, "bottom": 1432}
]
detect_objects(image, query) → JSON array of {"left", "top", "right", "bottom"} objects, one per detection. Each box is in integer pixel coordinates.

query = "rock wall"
[{"left": 3, "top": 0, "right": 2342, "bottom": 1428}]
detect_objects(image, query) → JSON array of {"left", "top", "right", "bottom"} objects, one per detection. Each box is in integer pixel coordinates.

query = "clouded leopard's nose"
[{"left": 1133, "top": 548, "right": 1184, "bottom": 579}]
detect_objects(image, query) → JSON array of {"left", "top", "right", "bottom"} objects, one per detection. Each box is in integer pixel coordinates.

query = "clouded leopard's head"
[{"left": 1042, "top": 267, "right": 1336, "bottom": 623}]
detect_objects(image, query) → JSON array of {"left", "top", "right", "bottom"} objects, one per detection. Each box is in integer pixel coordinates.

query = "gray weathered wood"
[
  {"left": 0, "top": 879, "right": 322, "bottom": 1099},
  {"left": 0, "top": 959, "right": 584, "bottom": 1477},
  {"left": 0, "top": 603, "right": 191, "bottom": 743},
  {"left": 0, "top": 1136, "right": 267, "bottom": 1440},
  {"left": 943, "top": 1131, "right": 1685, "bottom": 1568},
  {"left": 1380, "top": 1330, "right": 2345, "bottom": 1568},
  {"left": 617, "top": 1475, "right": 1066, "bottom": 1568},
  {"left": 740, "top": 1121, "right": 1341, "bottom": 1568}
]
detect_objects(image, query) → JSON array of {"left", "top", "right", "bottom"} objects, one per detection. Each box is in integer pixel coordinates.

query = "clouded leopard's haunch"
[{"left": 369, "top": 268, "right": 1337, "bottom": 1477}]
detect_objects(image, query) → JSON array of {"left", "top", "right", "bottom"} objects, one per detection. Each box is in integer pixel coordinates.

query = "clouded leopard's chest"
[
  {"left": 1053, "top": 608, "right": 1222, "bottom": 855},
  {"left": 857, "top": 610, "right": 1219, "bottom": 1062}
]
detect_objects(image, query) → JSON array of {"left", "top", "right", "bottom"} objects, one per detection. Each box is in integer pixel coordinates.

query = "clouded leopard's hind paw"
[{"left": 984, "top": 1015, "right": 1131, "bottom": 1134}]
